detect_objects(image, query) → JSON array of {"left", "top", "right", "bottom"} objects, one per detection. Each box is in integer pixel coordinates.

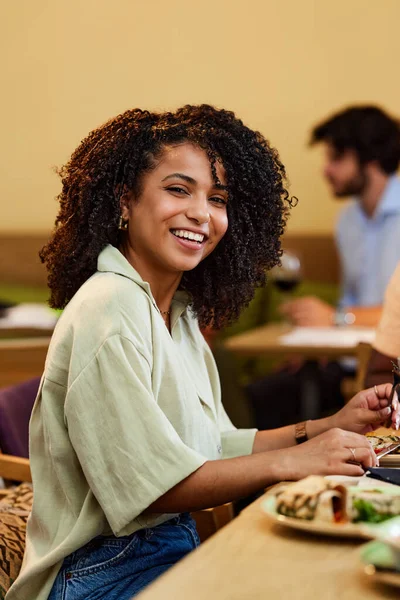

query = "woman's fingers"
[
  {"left": 363, "top": 384, "right": 392, "bottom": 409},
  {"left": 377, "top": 398, "right": 390, "bottom": 408},
  {"left": 334, "top": 430, "right": 377, "bottom": 466},
  {"left": 375, "top": 382, "right": 394, "bottom": 399},
  {"left": 339, "top": 462, "right": 365, "bottom": 477},
  {"left": 344, "top": 447, "right": 377, "bottom": 468}
]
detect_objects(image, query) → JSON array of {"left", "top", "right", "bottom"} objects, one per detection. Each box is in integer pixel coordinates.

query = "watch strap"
[{"left": 294, "top": 421, "right": 308, "bottom": 444}]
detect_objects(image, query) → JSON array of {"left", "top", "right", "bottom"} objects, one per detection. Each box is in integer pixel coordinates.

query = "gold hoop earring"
[{"left": 118, "top": 216, "right": 129, "bottom": 231}]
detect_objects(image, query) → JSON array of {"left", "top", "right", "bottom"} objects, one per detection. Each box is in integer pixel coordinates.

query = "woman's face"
[{"left": 120, "top": 142, "right": 229, "bottom": 278}]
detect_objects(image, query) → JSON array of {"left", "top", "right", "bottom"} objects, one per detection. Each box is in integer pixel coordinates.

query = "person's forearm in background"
[
  {"left": 345, "top": 306, "right": 382, "bottom": 327},
  {"left": 280, "top": 298, "right": 381, "bottom": 327}
]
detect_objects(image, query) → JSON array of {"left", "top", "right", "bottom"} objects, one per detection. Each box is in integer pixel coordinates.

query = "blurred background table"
[
  {"left": 0, "top": 338, "right": 50, "bottom": 388},
  {"left": 224, "top": 323, "right": 375, "bottom": 360},
  {"left": 0, "top": 327, "right": 54, "bottom": 339},
  {"left": 137, "top": 489, "right": 396, "bottom": 600}
]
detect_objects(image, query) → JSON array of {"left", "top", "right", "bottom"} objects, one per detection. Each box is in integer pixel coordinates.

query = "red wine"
[{"left": 273, "top": 278, "right": 301, "bottom": 293}]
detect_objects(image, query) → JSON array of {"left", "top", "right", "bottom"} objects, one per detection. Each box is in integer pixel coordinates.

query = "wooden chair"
[
  {"left": 0, "top": 337, "right": 49, "bottom": 388},
  {"left": 341, "top": 341, "right": 372, "bottom": 401},
  {"left": 0, "top": 454, "right": 31, "bottom": 485},
  {"left": 191, "top": 503, "right": 234, "bottom": 542}
]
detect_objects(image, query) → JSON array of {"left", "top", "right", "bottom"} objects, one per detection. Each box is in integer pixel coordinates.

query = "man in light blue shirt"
[
  {"left": 248, "top": 106, "right": 400, "bottom": 430},
  {"left": 282, "top": 106, "right": 400, "bottom": 328},
  {"left": 337, "top": 174, "right": 400, "bottom": 309}
]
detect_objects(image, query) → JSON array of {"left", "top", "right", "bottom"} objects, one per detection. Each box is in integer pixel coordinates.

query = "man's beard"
[{"left": 331, "top": 169, "right": 368, "bottom": 198}]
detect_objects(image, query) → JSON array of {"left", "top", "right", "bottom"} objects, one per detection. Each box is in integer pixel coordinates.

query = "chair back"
[
  {"left": 191, "top": 503, "right": 234, "bottom": 542},
  {"left": 341, "top": 341, "right": 372, "bottom": 401},
  {"left": 354, "top": 342, "right": 373, "bottom": 394}
]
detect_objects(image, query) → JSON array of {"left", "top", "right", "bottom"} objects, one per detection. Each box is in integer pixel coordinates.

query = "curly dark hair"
[
  {"left": 310, "top": 105, "right": 400, "bottom": 174},
  {"left": 40, "top": 104, "right": 294, "bottom": 329}
]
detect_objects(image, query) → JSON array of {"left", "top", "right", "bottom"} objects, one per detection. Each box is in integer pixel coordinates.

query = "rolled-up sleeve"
[
  {"left": 64, "top": 334, "right": 207, "bottom": 536},
  {"left": 217, "top": 403, "right": 257, "bottom": 459}
]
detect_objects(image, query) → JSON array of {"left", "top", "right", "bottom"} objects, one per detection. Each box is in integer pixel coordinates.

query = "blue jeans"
[{"left": 48, "top": 514, "right": 199, "bottom": 600}]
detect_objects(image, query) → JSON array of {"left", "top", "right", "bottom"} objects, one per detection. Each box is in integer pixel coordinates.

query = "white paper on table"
[
  {"left": 279, "top": 326, "right": 376, "bottom": 347},
  {"left": 0, "top": 303, "right": 58, "bottom": 329}
]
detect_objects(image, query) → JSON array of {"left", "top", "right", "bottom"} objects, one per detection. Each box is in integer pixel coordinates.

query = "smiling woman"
[
  {"left": 7, "top": 105, "right": 397, "bottom": 600},
  {"left": 39, "top": 105, "right": 293, "bottom": 329}
]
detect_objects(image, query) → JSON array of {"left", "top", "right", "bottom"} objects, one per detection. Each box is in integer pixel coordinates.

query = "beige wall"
[{"left": 1, "top": 0, "right": 400, "bottom": 234}]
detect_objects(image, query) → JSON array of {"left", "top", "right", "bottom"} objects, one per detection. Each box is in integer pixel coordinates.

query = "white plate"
[{"left": 261, "top": 494, "right": 372, "bottom": 539}]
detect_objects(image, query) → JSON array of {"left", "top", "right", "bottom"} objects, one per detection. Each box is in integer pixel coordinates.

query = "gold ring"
[
  {"left": 349, "top": 448, "right": 357, "bottom": 461},
  {"left": 374, "top": 385, "right": 379, "bottom": 396}
]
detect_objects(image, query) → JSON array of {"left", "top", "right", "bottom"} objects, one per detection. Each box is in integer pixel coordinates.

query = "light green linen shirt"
[{"left": 7, "top": 245, "right": 257, "bottom": 600}]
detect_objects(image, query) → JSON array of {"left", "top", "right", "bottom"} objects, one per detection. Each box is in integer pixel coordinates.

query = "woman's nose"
[{"left": 186, "top": 197, "right": 210, "bottom": 224}]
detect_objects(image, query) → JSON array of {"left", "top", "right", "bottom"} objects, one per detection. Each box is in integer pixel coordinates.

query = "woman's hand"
[
  {"left": 329, "top": 383, "right": 400, "bottom": 434},
  {"left": 283, "top": 428, "right": 378, "bottom": 479}
]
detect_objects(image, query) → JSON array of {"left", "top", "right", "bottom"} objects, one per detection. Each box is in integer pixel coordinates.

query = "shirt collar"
[
  {"left": 97, "top": 245, "right": 190, "bottom": 312},
  {"left": 375, "top": 175, "right": 400, "bottom": 217},
  {"left": 354, "top": 174, "right": 400, "bottom": 220}
]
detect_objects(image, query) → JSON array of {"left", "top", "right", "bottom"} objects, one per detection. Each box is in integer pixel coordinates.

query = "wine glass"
[{"left": 269, "top": 250, "right": 302, "bottom": 314}]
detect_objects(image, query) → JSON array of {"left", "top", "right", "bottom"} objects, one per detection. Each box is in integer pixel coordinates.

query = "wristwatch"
[
  {"left": 334, "top": 309, "right": 356, "bottom": 326},
  {"left": 294, "top": 421, "right": 309, "bottom": 444}
]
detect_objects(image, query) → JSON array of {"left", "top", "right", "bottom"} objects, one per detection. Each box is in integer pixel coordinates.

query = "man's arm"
[
  {"left": 343, "top": 306, "right": 382, "bottom": 327},
  {"left": 281, "top": 297, "right": 382, "bottom": 327}
]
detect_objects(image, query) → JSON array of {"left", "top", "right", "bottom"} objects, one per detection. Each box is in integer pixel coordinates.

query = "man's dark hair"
[
  {"left": 310, "top": 105, "right": 400, "bottom": 174},
  {"left": 40, "top": 104, "right": 294, "bottom": 329}
]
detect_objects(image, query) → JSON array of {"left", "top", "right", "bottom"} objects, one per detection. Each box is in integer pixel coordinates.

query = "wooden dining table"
[
  {"left": 137, "top": 489, "right": 398, "bottom": 600},
  {"left": 223, "top": 322, "right": 370, "bottom": 359}
]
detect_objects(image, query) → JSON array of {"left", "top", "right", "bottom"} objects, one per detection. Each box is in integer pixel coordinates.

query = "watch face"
[{"left": 334, "top": 310, "right": 346, "bottom": 326}]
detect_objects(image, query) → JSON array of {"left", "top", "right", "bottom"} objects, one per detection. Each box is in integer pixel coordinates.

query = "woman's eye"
[
  {"left": 210, "top": 197, "right": 228, "bottom": 206},
  {"left": 167, "top": 186, "right": 188, "bottom": 195}
]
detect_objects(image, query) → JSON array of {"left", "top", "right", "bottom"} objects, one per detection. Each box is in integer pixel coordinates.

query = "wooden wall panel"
[
  {"left": 0, "top": 234, "right": 49, "bottom": 286},
  {"left": 282, "top": 234, "right": 340, "bottom": 284},
  {"left": 0, "top": 233, "right": 340, "bottom": 286}
]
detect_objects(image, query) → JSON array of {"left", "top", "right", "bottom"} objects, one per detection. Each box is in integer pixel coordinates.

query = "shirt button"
[{"left": 217, "top": 445, "right": 222, "bottom": 454}]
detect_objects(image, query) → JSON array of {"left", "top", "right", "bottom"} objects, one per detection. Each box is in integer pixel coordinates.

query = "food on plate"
[
  {"left": 274, "top": 476, "right": 400, "bottom": 524},
  {"left": 275, "top": 476, "right": 345, "bottom": 523},
  {"left": 348, "top": 489, "right": 400, "bottom": 523},
  {"left": 366, "top": 433, "right": 400, "bottom": 455}
]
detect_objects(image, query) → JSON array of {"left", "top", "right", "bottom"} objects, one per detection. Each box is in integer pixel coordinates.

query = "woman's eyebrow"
[
  {"left": 214, "top": 182, "right": 228, "bottom": 191},
  {"left": 162, "top": 172, "right": 228, "bottom": 191},
  {"left": 162, "top": 173, "right": 196, "bottom": 185}
]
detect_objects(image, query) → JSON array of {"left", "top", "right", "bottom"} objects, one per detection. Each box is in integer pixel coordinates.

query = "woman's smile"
[{"left": 170, "top": 227, "right": 208, "bottom": 251}]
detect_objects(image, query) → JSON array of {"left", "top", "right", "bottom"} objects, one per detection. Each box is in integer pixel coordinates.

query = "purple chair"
[{"left": 0, "top": 377, "right": 40, "bottom": 458}]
